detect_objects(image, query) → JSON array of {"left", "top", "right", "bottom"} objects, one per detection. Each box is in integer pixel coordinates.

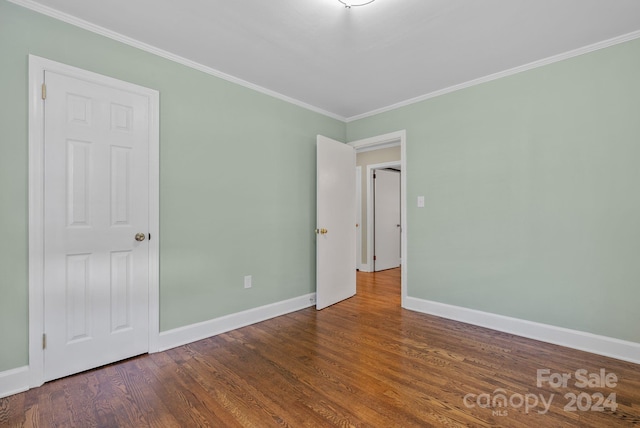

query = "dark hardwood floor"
[{"left": 1, "top": 268, "right": 639, "bottom": 427}]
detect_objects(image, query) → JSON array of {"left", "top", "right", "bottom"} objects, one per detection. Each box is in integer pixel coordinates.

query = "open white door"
[
  {"left": 316, "top": 135, "right": 356, "bottom": 310},
  {"left": 374, "top": 169, "right": 401, "bottom": 271}
]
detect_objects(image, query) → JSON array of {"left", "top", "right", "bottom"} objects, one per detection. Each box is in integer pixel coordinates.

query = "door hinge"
[
  {"left": 41, "top": 83, "right": 47, "bottom": 100},
  {"left": 373, "top": 255, "right": 377, "bottom": 261},
  {"left": 373, "top": 173, "right": 376, "bottom": 179},
  {"left": 42, "top": 333, "right": 46, "bottom": 349}
]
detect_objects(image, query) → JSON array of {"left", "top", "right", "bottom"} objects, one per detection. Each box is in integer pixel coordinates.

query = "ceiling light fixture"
[{"left": 338, "top": 0, "right": 375, "bottom": 8}]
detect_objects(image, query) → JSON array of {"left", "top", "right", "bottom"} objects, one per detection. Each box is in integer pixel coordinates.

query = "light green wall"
[
  {"left": 2, "top": 0, "right": 639, "bottom": 375},
  {"left": 347, "top": 38, "right": 640, "bottom": 344},
  {"left": 0, "top": 1, "right": 345, "bottom": 371}
]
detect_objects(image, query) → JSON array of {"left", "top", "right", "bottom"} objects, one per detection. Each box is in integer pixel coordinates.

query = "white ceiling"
[{"left": 17, "top": 0, "right": 640, "bottom": 120}]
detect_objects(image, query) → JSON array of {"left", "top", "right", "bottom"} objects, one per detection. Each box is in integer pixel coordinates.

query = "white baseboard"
[
  {"left": 0, "top": 366, "right": 30, "bottom": 399},
  {"left": 0, "top": 294, "right": 316, "bottom": 399},
  {"left": 157, "top": 293, "right": 316, "bottom": 352},
  {"left": 7, "top": 294, "right": 633, "bottom": 399},
  {"left": 404, "top": 297, "right": 640, "bottom": 365}
]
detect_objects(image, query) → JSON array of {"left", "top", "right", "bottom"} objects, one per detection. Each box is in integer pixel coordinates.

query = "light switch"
[{"left": 417, "top": 196, "right": 425, "bottom": 208}]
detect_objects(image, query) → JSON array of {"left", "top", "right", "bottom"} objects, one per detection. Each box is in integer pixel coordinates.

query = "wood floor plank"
[{"left": 1, "top": 268, "right": 638, "bottom": 427}]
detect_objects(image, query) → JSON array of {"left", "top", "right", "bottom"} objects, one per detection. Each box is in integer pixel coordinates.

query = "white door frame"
[
  {"left": 27, "top": 55, "right": 160, "bottom": 388},
  {"left": 355, "top": 166, "right": 362, "bottom": 270},
  {"left": 348, "top": 130, "right": 407, "bottom": 307},
  {"left": 368, "top": 161, "right": 401, "bottom": 271}
]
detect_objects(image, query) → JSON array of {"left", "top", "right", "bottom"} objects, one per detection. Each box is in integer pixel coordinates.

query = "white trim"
[
  {"left": 355, "top": 166, "right": 362, "bottom": 271},
  {"left": 350, "top": 131, "right": 401, "bottom": 152},
  {"left": 147, "top": 87, "right": 161, "bottom": 354},
  {"left": 8, "top": 0, "right": 344, "bottom": 122},
  {"left": 366, "top": 161, "right": 401, "bottom": 273},
  {"left": 0, "top": 366, "right": 30, "bottom": 399},
  {"left": 157, "top": 294, "right": 317, "bottom": 351},
  {"left": 405, "top": 297, "right": 640, "bottom": 365},
  {"left": 28, "top": 55, "right": 45, "bottom": 388},
  {"left": 28, "top": 55, "right": 160, "bottom": 388},
  {"left": 345, "top": 29, "right": 640, "bottom": 122},
  {"left": 349, "top": 130, "right": 407, "bottom": 307},
  {"left": 355, "top": 140, "right": 400, "bottom": 153}
]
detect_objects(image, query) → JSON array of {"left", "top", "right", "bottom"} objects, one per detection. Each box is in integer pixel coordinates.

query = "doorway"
[{"left": 349, "top": 131, "right": 407, "bottom": 307}]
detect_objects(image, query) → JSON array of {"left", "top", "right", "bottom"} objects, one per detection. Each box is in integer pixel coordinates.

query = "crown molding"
[
  {"left": 7, "top": 0, "right": 347, "bottom": 122},
  {"left": 10, "top": 0, "right": 640, "bottom": 124},
  {"left": 346, "top": 29, "right": 640, "bottom": 122}
]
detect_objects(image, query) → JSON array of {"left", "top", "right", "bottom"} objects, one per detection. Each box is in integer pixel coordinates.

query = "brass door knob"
[
  {"left": 315, "top": 228, "right": 328, "bottom": 235},
  {"left": 135, "top": 233, "right": 146, "bottom": 242}
]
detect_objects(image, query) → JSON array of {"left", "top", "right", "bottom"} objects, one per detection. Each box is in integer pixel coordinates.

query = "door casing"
[
  {"left": 355, "top": 166, "right": 362, "bottom": 270},
  {"left": 28, "top": 55, "right": 160, "bottom": 387}
]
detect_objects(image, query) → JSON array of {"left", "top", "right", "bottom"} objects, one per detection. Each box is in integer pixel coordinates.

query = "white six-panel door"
[{"left": 43, "top": 70, "right": 151, "bottom": 382}]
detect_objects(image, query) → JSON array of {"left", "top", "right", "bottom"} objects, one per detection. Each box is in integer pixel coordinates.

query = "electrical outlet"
[{"left": 244, "top": 275, "right": 252, "bottom": 289}]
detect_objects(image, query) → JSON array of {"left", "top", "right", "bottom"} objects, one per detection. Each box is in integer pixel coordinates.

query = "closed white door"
[
  {"left": 43, "top": 70, "right": 150, "bottom": 382},
  {"left": 316, "top": 135, "right": 356, "bottom": 310},
  {"left": 374, "top": 169, "right": 401, "bottom": 271}
]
